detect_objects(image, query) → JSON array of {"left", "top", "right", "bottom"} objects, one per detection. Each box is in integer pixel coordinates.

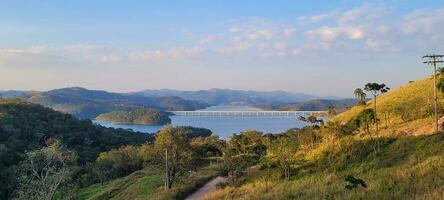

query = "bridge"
[{"left": 169, "top": 110, "right": 327, "bottom": 117}]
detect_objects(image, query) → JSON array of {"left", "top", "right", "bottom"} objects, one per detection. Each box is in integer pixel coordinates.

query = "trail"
[{"left": 185, "top": 176, "right": 227, "bottom": 200}]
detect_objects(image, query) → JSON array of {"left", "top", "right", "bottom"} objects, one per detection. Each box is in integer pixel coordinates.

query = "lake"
[{"left": 94, "top": 105, "right": 307, "bottom": 138}]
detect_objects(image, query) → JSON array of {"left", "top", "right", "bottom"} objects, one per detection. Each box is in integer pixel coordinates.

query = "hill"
[
  {"left": 332, "top": 77, "right": 440, "bottom": 136},
  {"left": 96, "top": 109, "right": 172, "bottom": 125},
  {"left": 258, "top": 98, "right": 357, "bottom": 111},
  {"left": 0, "top": 99, "right": 154, "bottom": 198},
  {"left": 134, "top": 88, "right": 316, "bottom": 106},
  {"left": 26, "top": 87, "right": 208, "bottom": 118},
  {"left": 199, "top": 75, "right": 444, "bottom": 200}
]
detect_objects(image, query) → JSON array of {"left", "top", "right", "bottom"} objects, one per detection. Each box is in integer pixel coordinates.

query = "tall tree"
[
  {"left": 155, "top": 126, "right": 194, "bottom": 189},
  {"left": 364, "top": 83, "right": 390, "bottom": 133},
  {"left": 353, "top": 88, "right": 367, "bottom": 106}
]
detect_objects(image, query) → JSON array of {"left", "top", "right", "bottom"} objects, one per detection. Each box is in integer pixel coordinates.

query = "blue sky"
[{"left": 1, "top": 0, "right": 444, "bottom": 97}]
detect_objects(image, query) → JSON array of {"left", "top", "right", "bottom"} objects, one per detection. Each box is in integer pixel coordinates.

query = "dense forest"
[{"left": 96, "top": 109, "right": 172, "bottom": 125}]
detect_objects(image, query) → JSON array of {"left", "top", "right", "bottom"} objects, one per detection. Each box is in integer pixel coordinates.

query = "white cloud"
[
  {"left": 102, "top": 54, "right": 121, "bottom": 63},
  {"left": 283, "top": 28, "right": 296, "bottom": 36},
  {"left": 129, "top": 46, "right": 204, "bottom": 61},
  {"left": 402, "top": 9, "right": 444, "bottom": 34},
  {"left": 199, "top": 34, "right": 222, "bottom": 45},
  {"left": 274, "top": 42, "right": 287, "bottom": 51},
  {"left": 307, "top": 26, "right": 340, "bottom": 41},
  {"left": 257, "top": 29, "right": 273, "bottom": 39},
  {"left": 229, "top": 27, "right": 240, "bottom": 33}
]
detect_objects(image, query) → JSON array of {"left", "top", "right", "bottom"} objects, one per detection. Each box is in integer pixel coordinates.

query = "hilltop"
[{"left": 25, "top": 87, "right": 208, "bottom": 118}]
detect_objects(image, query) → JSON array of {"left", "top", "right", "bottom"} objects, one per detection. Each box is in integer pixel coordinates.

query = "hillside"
[
  {"left": 0, "top": 99, "right": 154, "bottom": 198},
  {"left": 134, "top": 88, "right": 316, "bottom": 106},
  {"left": 199, "top": 75, "right": 444, "bottom": 200},
  {"left": 258, "top": 98, "right": 357, "bottom": 111},
  {"left": 96, "top": 109, "right": 171, "bottom": 125},
  {"left": 332, "top": 77, "right": 440, "bottom": 136},
  {"left": 26, "top": 87, "right": 208, "bottom": 118}
]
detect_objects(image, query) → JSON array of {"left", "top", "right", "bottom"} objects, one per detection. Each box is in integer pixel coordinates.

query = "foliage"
[
  {"left": 154, "top": 126, "right": 196, "bottom": 189},
  {"left": 0, "top": 99, "right": 153, "bottom": 198},
  {"left": 258, "top": 99, "right": 357, "bottom": 112},
  {"left": 353, "top": 88, "right": 367, "bottom": 106},
  {"left": 96, "top": 109, "right": 171, "bottom": 125},
  {"left": 344, "top": 175, "right": 367, "bottom": 190},
  {"left": 15, "top": 140, "right": 77, "bottom": 200}
]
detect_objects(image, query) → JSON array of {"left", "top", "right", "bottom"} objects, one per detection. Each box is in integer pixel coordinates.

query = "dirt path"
[{"left": 185, "top": 176, "right": 227, "bottom": 200}]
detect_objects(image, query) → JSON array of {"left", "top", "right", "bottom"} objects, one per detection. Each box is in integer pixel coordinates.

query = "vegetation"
[
  {"left": 96, "top": 109, "right": 171, "bottom": 125},
  {"left": 199, "top": 75, "right": 444, "bottom": 200},
  {"left": 0, "top": 99, "right": 153, "bottom": 199},
  {"left": 258, "top": 99, "right": 357, "bottom": 112}
]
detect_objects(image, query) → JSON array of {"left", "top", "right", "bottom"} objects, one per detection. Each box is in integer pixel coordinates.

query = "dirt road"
[{"left": 185, "top": 176, "right": 227, "bottom": 200}]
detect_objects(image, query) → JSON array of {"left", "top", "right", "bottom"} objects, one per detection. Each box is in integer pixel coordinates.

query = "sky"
[{"left": 1, "top": 0, "right": 444, "bottom": 97}]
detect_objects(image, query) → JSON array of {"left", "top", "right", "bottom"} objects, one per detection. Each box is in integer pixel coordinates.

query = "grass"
[
  {"left": 332, "top": 76, "right": 443, "bottom": 134},
  {"left": 203, "top": 74, "right": 444, "bottom": 199},
  {"left": 204, "top": 133, "right": 444, "bottom": 200},
  {"left": 78, "top": 182, "right": 111, "bottom": 200},
  {"left": 78, "top": 164, "right": 222, "bottom": 200}
]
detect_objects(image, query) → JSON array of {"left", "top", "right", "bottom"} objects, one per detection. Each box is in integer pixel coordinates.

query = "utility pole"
[
  {"left": 165, "top": 148, "right": 169, "bottom": 191},
  {"left": 423, "top": 54, "right": 444, "bottom": 132}
]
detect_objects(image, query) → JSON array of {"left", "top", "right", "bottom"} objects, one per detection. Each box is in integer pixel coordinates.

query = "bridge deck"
[{"left": 169, "top": 110, "right": 326, "bottom": 117}]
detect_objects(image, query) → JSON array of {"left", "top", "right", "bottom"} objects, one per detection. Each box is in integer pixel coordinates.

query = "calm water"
[{"left": 94, "top": 105, "right": 306, "bottom": 138}]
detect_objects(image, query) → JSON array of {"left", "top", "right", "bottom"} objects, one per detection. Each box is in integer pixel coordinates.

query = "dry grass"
[{"left": 204, "top": 132, "right": 444, "bottom": 200}]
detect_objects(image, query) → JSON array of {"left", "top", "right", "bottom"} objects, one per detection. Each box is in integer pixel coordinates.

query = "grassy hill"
[
  {"left": 332, "top": 76, "right": 441, "bottom": 136},
  {"left": 200, "top": 75, "right": 444, "bottom": 200}
]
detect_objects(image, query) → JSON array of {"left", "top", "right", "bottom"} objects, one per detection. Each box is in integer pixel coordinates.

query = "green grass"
[
  {"left": 78, "top": 164, "right": 222, "bottom": 200},
  {"left": 78, "top": 182, "right": 111, "bottom": 200},
  {"left": 139, "top": 175, "right": 161, "bottom": 196}
]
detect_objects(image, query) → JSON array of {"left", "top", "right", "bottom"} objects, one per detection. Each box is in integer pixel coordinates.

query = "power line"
[{"left": 422, "top": 54, "right": 444, "bottom": 132}]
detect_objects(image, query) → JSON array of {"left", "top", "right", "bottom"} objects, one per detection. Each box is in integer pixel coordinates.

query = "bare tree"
[{"left": 15, "top": 140, "right": 77, "bottom": 200}]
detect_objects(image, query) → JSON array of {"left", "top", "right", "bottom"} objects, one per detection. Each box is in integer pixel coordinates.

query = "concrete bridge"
[{"left": 169, "top": 110, "right": 326, "bottom": 117}]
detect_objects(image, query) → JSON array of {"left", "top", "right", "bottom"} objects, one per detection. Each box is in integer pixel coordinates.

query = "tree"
[
  {"left": 353, "top": 88, "right": 367, "bottom": 106},
  {"left": 155, "top": 126, "right": 194, "bottom": 189},
  {"left": 15, "top": 140, "right": 77, "bottom": 200},
  {"left": 437, "top": 77, "right": 444, "bottom": 94},
  {"left": 327, "top": 106, "right": 337, "bottom": 117},
  {"left": 364, "top": 83, "right": 390, "bottom": 132}
]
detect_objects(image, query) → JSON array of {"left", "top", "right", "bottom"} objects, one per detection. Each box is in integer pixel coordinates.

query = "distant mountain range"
[
  {"left": 1, "top": 87, "right": 207, "bottom": 118},
  {"left": 0, "top": 87, "right": 352, "bottom": 118},
  {"left": 132, "top": 88, "right": 317, "bottom": 106}
]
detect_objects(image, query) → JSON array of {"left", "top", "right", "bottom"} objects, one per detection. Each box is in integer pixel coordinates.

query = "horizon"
[{"left": 1, "top": 0, "right": 444, "bottom": 96}]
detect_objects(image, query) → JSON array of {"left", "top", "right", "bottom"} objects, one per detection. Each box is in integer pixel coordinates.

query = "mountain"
[
  {"left": 133, "top": 88, "right": 317, "bottom": 106},
  {"left": 26, "top": 87, "right": 208, "bottom": 118},
  {"left": 258, "top": 98, "right": 357, "bottom": 111},
  {"left": 0, "top": 90, "right": 35, "bottom": 99}
]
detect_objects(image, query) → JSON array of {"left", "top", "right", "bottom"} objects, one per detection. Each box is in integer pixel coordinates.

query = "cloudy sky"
[{"left": 1, "top": 0, "right": 444, "bottom": 97}]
